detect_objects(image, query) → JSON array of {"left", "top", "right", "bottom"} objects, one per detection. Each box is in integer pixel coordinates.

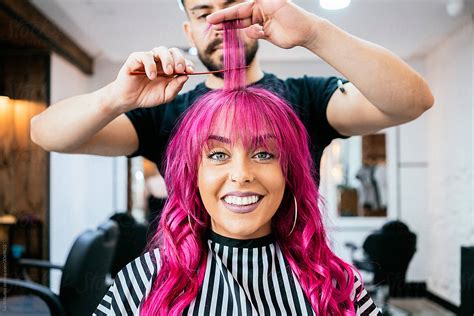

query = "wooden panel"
[
  {"left": 0, "top": 0, "right": 93, "bottom": 74},
  {"left": 0, "top": 53, "right": 49, "bottom": 283},
  {"left": 362, "top": 133, "right": 386, "bottom": 164}
]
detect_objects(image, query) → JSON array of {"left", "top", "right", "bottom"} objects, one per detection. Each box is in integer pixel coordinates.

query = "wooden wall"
[{"left": 0, "top": 51, "right": 50, "bottom": 282}]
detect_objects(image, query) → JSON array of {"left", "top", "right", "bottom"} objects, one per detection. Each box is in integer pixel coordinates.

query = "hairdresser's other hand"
[
  {"left": 206, "top": 0, "right": 318, "bottom": 49},
  {"left": 110, "top": 47, "right": 194, "bottom": 112}
]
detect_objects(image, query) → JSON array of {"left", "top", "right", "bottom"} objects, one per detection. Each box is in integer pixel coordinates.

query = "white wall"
[
  {"left": 397, "top": 58, "right": 431, "bottom": 284},
  {"left": 49, "top": 53, "right": 127, "bottom": 292},
  {"left": 422, "top": 20, "right": 473, "bottom": 306}
]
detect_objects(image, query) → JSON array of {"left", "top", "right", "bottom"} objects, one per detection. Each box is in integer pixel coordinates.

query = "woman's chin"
[{"left": 216, "top": 223, "right": 267, "bottom": 240}]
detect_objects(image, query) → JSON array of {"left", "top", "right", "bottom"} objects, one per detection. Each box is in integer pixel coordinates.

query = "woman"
[{"left": 94, "top": 22, "right": 381, "bottom": 316}]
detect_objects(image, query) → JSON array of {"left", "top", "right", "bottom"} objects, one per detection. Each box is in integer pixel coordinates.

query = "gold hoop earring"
[{"left": 288, "top": 195, "right": 298, "bottom": 236}]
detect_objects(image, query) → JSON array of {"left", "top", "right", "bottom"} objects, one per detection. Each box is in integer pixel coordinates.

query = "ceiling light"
[
  {"left": 446, "top": 0, "right": 464, "bottom": 16},
  {"left": 320, "top": 0, "right": 351, "bottom": 10}
]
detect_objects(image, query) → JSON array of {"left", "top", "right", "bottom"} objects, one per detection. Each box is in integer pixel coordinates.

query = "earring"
[{"left": 288, "top": 195, "right": 298, "bottom": 236}]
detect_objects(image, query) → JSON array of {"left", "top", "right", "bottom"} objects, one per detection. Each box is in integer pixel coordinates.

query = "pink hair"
[{"left": 140, "top": 21, "right": 359, "bottom": 315}]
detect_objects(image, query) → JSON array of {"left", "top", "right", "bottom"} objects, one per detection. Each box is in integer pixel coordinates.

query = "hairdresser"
[{"left": 30, "top": 0, "right": 434, "bottom": 186}]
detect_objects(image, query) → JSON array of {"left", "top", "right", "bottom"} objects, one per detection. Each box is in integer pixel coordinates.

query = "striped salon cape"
[{"left": 94, "top": 231, "right": 381, "bottom": 315}]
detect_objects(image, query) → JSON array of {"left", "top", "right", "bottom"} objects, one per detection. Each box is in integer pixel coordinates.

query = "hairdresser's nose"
[{"left": 229, "top": 155, "right": 255, "bottom": 184}]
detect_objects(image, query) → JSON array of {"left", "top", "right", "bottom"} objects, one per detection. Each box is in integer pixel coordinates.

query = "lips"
[{"left": 213, "top": 44, "right": 223, "bottom": 52}]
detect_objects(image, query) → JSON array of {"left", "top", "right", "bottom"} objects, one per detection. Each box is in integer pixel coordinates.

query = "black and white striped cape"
[{"left": 94, "top": 233, "right": 381, "bottom": 315}]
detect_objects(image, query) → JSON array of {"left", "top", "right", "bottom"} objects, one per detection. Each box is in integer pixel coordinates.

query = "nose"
[{"left": 229, "top": 156, "right": 255, "bottom": 184}]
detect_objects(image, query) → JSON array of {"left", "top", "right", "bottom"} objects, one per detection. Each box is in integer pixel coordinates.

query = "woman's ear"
[{"left": 182, "top": 21, "right": 196, "bottom": 47}]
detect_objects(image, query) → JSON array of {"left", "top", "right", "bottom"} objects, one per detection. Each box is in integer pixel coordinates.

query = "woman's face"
[{"left": 197, "top": 132, "right": 286, "bottom": 239}]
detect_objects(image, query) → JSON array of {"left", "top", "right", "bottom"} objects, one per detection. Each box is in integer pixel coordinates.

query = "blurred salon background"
[{"left": 0, "top": 0, "right": 472, "bottom": 315}]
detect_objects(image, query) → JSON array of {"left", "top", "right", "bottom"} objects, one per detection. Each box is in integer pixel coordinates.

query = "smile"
[
  {"left": 223, "top": 195, "right": 261, "bottom": 206},
  {"left": 221, "top": 195, "right": 263, "bottom": 214}
]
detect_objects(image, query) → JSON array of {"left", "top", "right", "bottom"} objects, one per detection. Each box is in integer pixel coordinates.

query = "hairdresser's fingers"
[
  {"left": 244, "top": 24, "right": 266, "bottom": 39},
  {"left": 184, "top": 58, "right": 195, "bottom": 73},
  {"left": 151, "top": 46, "right": 174, "bottom": 75},
  {"left": 163, "top": 75, "right": 188, "bottom": 103},
  {"left": 169, "top": 47, "right": 186, "bottom": 74},
  {"left": 207, "top": 1, "right": 255, "bottom": 25},
  {"left": 122, "top": 51, "right": 158, "bottom": 80},
  {"left": 210, "top": 16, "right": 254, "bottom": 31}
]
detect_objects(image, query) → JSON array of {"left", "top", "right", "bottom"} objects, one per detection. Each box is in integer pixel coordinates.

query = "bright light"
[
  {"left": 134, "top": 171, "right": 144, "bottom": 180},
  {"left": 0, "top": 96, "right": 10, "bottom": 105},
  {"left": 446, "top": 0, "right": 464, "bottom": 16},
  {"left": 320, "top": 0, "right": 351, "bottom": 10},
  {"left": 188, "top": 47, "right": 198, "bottom": 56}
]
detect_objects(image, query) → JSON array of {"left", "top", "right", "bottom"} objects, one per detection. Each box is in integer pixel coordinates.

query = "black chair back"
[
  {"left": 109, "top": 212, "right": 148, "bottom": 277},
  {"left": 460, "top": 246, "right": 474, "bottom": 316},
  {"left": 363, "top": 220, "right": 417, "bottom": 296},
  {"left": 59, "top": 220, "right": 119, "bottom": 316}
]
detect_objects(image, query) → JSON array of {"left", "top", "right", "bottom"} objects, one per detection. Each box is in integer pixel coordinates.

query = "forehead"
[{"left": 206, "top": 120, "right": 276, "bottom": 148}]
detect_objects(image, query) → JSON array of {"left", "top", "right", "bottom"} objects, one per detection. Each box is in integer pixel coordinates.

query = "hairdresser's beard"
[{"left": 198, "top": 40, "right": 258, "bottom": 79}]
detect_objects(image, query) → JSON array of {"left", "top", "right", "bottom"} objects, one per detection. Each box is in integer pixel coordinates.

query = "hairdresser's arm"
[
  {"left": 303, "top": 17, "right": 434, "bottom": 136},
  {"left": 207, "top": 0, "right": 434, "bottom": 136},
  {"left": 31, "top": 48, "right": 193, "bottom": 155}
]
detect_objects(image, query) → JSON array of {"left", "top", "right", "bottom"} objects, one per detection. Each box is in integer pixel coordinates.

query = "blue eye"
[
  {"left": 254, "top": 152, "right": 274, "bottom": 161},
  {"left": 208, "top": 151, "right": 228, "bottom": 161}
]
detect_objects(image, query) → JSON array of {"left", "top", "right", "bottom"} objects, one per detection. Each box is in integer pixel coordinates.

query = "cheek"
[
  {"left": 271, "top": 166, "right": 286, "bottom": 192},
  {"left": 190, "top": 28, "right": 208, "bottom": 48},
  {"left": 198, "top": 166, "right": 226, "bottom": 206},
  {"left": 262, "top": 166, "right": 286, "bottom": 207}
]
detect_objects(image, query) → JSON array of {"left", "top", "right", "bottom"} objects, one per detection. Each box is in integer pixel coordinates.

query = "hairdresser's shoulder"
[{"left": 283, "top": 74, "right": 339, "bottom": 89}]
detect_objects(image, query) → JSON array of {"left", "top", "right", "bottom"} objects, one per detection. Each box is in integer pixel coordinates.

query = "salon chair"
[
  {"left": 1, "top": 220, "right": 119, "bottom": 316},
  {"left": 460, "top": 246, "right": 474, "bottom": 316},
  {"left": 346, "top": 221, "right": 417, "bottom": 298},
  {"left": 109, "top": 212, "right": 148, "bottom": 277}
]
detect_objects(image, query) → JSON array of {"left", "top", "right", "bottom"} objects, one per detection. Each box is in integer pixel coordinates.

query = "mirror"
[
  {"left": 337, "top": 133, "right": 387, "bottom": 217},
  {"left": 320, "top": 130, "right": 394, "bottom": 223}
]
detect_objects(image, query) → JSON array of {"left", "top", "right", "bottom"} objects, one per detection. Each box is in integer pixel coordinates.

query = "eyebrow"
[
  {"left": 208, "top": 135, "right": 231, "bottom": 144},
  {"left": 189, "top": 0, "right": 237, "bottom": 12},
  {"left": 207, "top": 134, "right": 275, "bottom": 145},
  {"left": 189, "top": 4, "right": 211, "bottom": 11}
]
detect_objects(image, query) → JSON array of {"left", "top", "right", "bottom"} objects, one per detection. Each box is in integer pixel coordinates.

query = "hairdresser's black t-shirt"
[{"left": 125, "top": 73, "right": 349, "bottom": 185}]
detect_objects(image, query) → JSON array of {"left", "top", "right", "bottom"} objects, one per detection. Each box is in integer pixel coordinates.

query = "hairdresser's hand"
[
  {"left": 207, "top": 0, "right": 319, "bottom": 49},
  {"left": 109, "top": 47, "right": 195, "bottom": 112}
]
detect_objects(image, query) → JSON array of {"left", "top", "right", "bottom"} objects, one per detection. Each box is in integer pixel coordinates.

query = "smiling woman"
[{"left": 93, "top": 20, "right": 381, "bottom": 316}]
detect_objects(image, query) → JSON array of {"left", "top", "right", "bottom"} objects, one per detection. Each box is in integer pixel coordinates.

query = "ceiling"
[{"left": 30, "top": 0, "right": 472, "bottom": 63}]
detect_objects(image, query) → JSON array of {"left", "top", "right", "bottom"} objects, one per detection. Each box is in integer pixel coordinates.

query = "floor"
[{"left": 385, "top": 298, "right": 456, "bottom": 316}]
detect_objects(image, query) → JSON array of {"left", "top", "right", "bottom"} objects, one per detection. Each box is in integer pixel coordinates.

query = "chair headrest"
[
  {"left": 381, "top": 220, "right": 410, "bottom": 233},
  {"left": 97, "top": 220, "right": 119, "bottom": 243}
]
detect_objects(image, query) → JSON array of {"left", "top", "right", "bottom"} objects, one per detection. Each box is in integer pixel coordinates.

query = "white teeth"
[{"left": 224, "top": 195, "right": 260, "bottom": 206}]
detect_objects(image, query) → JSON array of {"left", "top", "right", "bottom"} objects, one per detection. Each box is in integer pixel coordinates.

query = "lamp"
[{"left": 0, "top": 96, "right": 13, "bottom": 148}]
